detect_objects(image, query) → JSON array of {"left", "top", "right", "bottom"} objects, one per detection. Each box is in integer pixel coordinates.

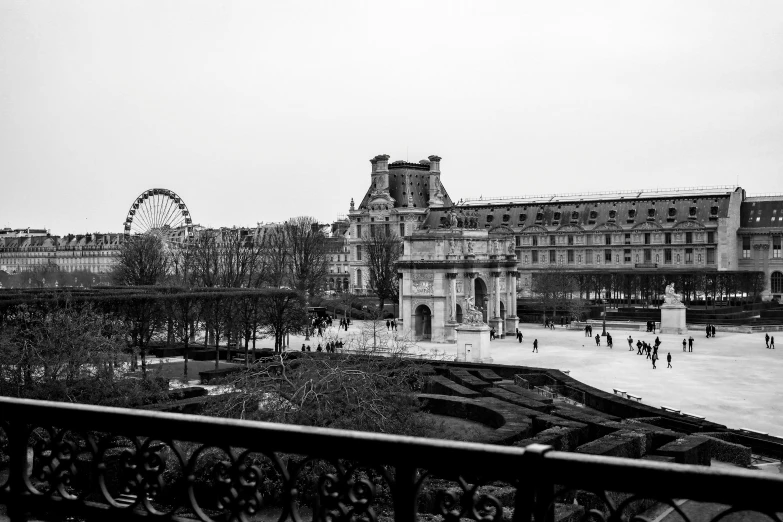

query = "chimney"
[
  {"left": 428, "top": 155, "right": 442, "bottom": 205},
  {"left": 371, "top": 154, "right": 390, "bottom": 193}
]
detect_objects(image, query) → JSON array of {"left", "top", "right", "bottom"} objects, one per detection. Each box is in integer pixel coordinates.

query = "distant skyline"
[{"left": 2, "top": 1, "right": 782, "bottom": 235}]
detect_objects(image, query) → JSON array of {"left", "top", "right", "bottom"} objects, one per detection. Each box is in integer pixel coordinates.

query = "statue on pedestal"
[
  {"left": 664, "top": 283, "right": 683, "bottom": 305},
  {"left": 464, "top": 296, "right": 485, "bottom": 325}
]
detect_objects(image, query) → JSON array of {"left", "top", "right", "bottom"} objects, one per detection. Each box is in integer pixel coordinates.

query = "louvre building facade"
[{"left": 347, "top": 155, "right": 783, "bottom": 303}]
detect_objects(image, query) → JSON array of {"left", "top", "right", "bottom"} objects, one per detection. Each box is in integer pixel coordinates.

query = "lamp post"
[{"left": 601, "top": 298, "right": 607, "bottom": 336}]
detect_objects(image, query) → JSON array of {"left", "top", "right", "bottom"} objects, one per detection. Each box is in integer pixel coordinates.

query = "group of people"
[
  {"left": 682, "top": 336, "right": 695, "bottom": 352},
  {"left": 595, "top": 332, "right": 613, "bottom": 347},
  {"left": 338, "top": 318, "right": 351, "bottom": 331},
  {"left": 645, "top": 321, "right": 656, "bottom": 333},
  {"left": 583, "top": 324, "right": 594, "bottom": 337},
  {"left": 385, "top": 320, "right": 398, "bottom": 331},
  {"left": 301, "top": 340, "right": 344, "bottom": 353},
  {"left": 627, "top": 335, "right": 670, "bottom": 369},
  {"left": 705, "top": 324, "right": 717, "bottom": 338},
  {"left": 765, "top": 333, "right": 776, "bottom": 349}
]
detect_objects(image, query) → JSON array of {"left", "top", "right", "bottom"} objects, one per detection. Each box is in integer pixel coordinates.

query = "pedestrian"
[
  {"left": 682, "top": 338, "right": 687, "bottom": 352},
  {"left": 652, "top": 322, "right": 656, "bottom": 334},
  {"left": 646, "top": 345, "right": 652, "bottom": 359},
  {"left": 306, "top": 345, "right": 311, "bottom": 352},
  {"left": 765, "top": 333, "right": 770, "bottom": 348},
  {"left": 317, "top": 344, "right": 322, "bottom": 352},
  {"left": 533, "top": 339, "right": 538, "bottom": 353},
  {"left": 628, "top": 336, "right": 634, "bottom": 351},
  {"left": 706, "top": 324, "right": 711, "bottom": 338},
  {"left": 771, "top": 336, "right": 775, "bottom": 349},
  {"left": 490, "top": 327, "right": 496, "bottom": 340},
  {"left": 667, "top": 352, "right": 672, "bottom": 368},
  {"left": 637, "top": 340, "right": 643, "bottom": 355},
  {"left": 517, "top": 331, "right": 523, "bottom": 343},
  {"left": 386, "top": 320, "right": 390, "bottom": 330},
  {"left": 655, "top": 336, "right": 660, "bottom": 348},
  {"left": 607, "top": 334, "right": 613, "bottom": 348},
  {"left": 688, "top": 336, "right": 694, "bottom": 352},
  {"left": 652, "top": 352, "right": 657, "bottom": 369},
  {"left": 301, "top": 344, "right": 305, "bottom": 352},
  {"left": 711, "top": 324, "right": 716, "bottom": 337},
  {"left": 595, "top": 334, "right": 600, "bottom": 346},
  {"left": 589, "top": 325, "right": 593, "bottom": 336}
]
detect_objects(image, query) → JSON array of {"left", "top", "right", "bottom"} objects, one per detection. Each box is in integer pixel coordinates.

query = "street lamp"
[{"left": 601, "top": 298, "right": 607, "bottom": 336}]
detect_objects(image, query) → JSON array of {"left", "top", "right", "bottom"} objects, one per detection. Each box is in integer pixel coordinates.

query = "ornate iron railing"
[{"left": 2, "top": 396, "right": 783, "bottom": 522}]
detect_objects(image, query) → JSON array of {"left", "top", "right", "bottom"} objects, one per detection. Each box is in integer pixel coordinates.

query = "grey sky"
[{"left": 1, "top": 0, "right": 782, "bottom": 235}]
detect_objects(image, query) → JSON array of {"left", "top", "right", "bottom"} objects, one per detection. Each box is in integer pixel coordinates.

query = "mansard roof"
[
  {"left": 358, "top": 163, "right": 454, "bottom": 211},
  {"left": 740, "top": 196, "right": 783, "bottom": 229}
]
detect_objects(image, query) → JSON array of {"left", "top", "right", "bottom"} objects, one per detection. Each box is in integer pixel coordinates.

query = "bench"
[
  {"left": 681, "top": 411, "right": 705, "bottom": 420},
  {"left": 613, "top": 388, "right": 627, "bottom": 397},
  {"left": 660, "top": 405, "right": 680, "bottom": 414},
  {"left": 231, "top": 357, "right": 247, "bottom": 364},
  {"left": 626, "top": 393, "right": 642, "bottom": 402}
]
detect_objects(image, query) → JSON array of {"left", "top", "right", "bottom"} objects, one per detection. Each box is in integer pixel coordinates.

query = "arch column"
[
  {"left": 505, "top": 270, "right": 519, "bottom": 335},
  {"left": 489, "top": 271, "right": 504, "bottom": 338},
  {"left": 444, "top": 272, "right": 459, "bottom": 342}
]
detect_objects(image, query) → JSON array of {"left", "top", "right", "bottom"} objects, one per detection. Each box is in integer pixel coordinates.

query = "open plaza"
[{"left": 279, "top": 320, "right": 783, "bottom": 438}]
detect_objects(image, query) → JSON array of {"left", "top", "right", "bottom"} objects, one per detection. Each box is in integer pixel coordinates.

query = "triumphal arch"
[{"left": 397, "top": 210, "right": 519, "bottom": 342}]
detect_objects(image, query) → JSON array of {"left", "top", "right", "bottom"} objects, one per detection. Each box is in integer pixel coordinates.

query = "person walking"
[
  {"left": 386, "top": 320, "right": 390, "bottom": 331},
  {"left": 771, "top": 336, "right": 775, "bottom": 349},
  {"left": 301, "top": 344, "right": 306, "bottom": 352},
  {"left": 533, "top": 339, "right": 538, "bottom": 353},
  {"left": 517, "top": 331, "right": 523, "bottom": 343},
  {"left": 607, "top": 333, "right": 613, "bottom": 348},
  {"left": 595, "top": 334, "right": 601, "bottom": 346},
  {"left": 637, "top": 340, "right": 643, "bottom": 355},
  {"left": 667, "top": 352, "right": 672, "bottom": 368},
  {"left": 628, "top": 336, "right": 634, "bottom": 351},
  {"left": 490, "top": 327, "right": 496, "bottom": 340},
  {"left": 682, "top": 338, "right": 687, "bottom": 352},
  {"left": 652, "top": 322, "right": 656, "bottom": 334},
  {"left": 711, "top": 324, "right": 716, "bottom": 338},
  {"left": 765, "top": 333, "right": 770, "bottom": 348},
  {"left": 706, "top": 324, "right": 711, "bottom": 338},
  {"left": 688, "top": 336, "right": 694, "bottom": 352},
  {"left": 652, "top": 352, "right": 657, "bottom": 369},
  {"left": 646, "top": 344, "right": 652, "bottom": 359}
]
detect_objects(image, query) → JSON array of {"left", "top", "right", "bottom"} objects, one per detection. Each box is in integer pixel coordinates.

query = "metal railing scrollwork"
[{"left": 1, "top": 397, "right": 783, "bottom": 522}]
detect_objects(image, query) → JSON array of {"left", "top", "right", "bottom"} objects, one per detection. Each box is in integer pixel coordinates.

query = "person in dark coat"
[
  {"left": 706, "top": 324, "right": 711, "bottom": 338},
  {"left": 766, "top": 333, "right": 770, "bottom": 348},
  {"left": 517, "top": 331, "right": 523, "bottom": 343},
  {"left": 301, "top": 344, "right": 306, "bottom": 352},
  {"left": 711, "top": 325, "right": 716, "bottom": 337},
  {"left": 595, "top": 334, "right": 601, "bottom": 346},
  {"left": 682, "top": 339, "right": 687, "bottom": 352},
  {"left": 652, "top": 352, "right": 657, "bottom": 369},
  {"left": 637, "top": 340, "right": 643, "bottom": 355},
  {"left": 533, "top": 339, "right": 538, "bottom": 352},
  {"left": 667, "top": 352, "right": 672, "bottom": 368},
  {"left": 628, "top": 336, "right": 634, "bottom": 351},
  {"left": 771, "top": 336, "right": 775, "bottom": 349},
  {"left": 688, "top": 336, "right": 694, "bottom": 352},
  {"left": 386, "top": 320, "right": 390, "bottom": 330}
]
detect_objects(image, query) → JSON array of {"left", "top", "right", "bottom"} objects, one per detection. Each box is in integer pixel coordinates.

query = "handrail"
[{"left": 2, "top": 396, "right": 783, "bottom": 521}]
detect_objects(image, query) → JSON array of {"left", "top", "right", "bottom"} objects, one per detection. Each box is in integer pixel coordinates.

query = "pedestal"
[
  {"left": 505, "top": 315, "right": 519, "bottom": 336},
  {"left": 444, "top": 321, "right": 458, "bottom": 343},
  {"left": 455, "top": 323, "right": 492, "bottom": 363},
  {"left": 660, "top": 303, "right": 686, "bottom": 335},
  {"left": 489, "top": 317, "right": 504, "bottom": 339}
]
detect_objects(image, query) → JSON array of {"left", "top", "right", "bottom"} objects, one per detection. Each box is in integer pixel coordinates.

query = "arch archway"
[
  {"left": 475, "top": 278, "right": 488, "bottom": 323},
  {"left": 414, "top": 304, "right": 432, "bottom": 340},
  {"left": 455, "top": 304, "right": 463, "bottom": 323},
  {"left": 500, "top": 301, "right": 506, "bottom": 320},
  {"left": 772, "top": 271, "right": 783, "bottom": 294}
]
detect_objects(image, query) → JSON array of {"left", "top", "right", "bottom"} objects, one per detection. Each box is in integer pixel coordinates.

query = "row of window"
[
  {"left": 519, "top": 231, "right": 715, "bottom": 247},
  {"left": 742, "top": 236, "right": 783, "bottom": 259},
  {"left": 355, "top": 223, "right": 406, "bottom": 238},
  {"left": 493, "top": 205, "right": 718, "bottom": 225},
  {"left": 524, "top": 248, "right": 716, "bottom": 266}
]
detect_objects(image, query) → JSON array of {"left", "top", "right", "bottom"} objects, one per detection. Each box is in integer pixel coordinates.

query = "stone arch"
[
  {"left": 772, "top": 271, "right": 783, "bottom": 294},
  {"left": 474, "top": 277, "right": 489, "bottom": 323},
  {"left": 414, "top": 304, "right": 432, "bottom": 340}
]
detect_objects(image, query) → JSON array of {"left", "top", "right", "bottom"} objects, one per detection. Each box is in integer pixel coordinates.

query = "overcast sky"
[{"left": 1, "top": 1, "right": 782, "bottom": 235}]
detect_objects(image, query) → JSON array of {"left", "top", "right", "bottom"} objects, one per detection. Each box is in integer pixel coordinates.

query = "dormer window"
[
  {"left": 689, "top": 206, "right": 697, "bottom": 217},
  {"left": 571, "top": 211, "right": 579, "bottom": 220},
  {"left": 648, "top": 208, "right": 656, "bottom": 219},
  {"left": 608, "top": 210, "right": 617, "bottom": 220},
  {"left": 519, "top": 213, "right": 527, "bottom": 222},
  {"left": 502, "top": 214, "right": 510, "bottom": 222},
  {"left": 628, "top": 209, "right": 636, "bottom": 219}
]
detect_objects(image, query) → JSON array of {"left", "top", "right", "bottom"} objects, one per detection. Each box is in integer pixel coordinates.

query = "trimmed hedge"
[{"left": 700, "top": 432, "right": 752, "bottom": 467}]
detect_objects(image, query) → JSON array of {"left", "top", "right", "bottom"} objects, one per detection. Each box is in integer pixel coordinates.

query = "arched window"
[
  {"left": 356, "top": 269, "right": 363, "bottom": 289},
  {"left": 772, "top": 271, "right": 783, "bottom": 294}
]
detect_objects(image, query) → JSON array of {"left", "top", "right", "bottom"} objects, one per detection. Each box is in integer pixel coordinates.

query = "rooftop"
[{"left": 459, "top": 185, "right": 740, "bottom": 206}]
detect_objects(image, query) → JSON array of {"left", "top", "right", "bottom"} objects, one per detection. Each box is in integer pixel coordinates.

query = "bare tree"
[
  {"left": 113, "top": 233, "right": 171, "bottom": 286},
  {"left": 284, "top": 217, "right": 329, "bottom": 300},
  {"left": 360, "top": 229, "right": 401, "bottom": 312},
  {"left": 531, "top": 265, "right": 578, "bottom": 323}
]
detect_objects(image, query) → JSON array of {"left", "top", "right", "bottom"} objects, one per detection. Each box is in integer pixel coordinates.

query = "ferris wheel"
[{"left": 123, "top": 188, "right": 193, "bottom": 244}]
